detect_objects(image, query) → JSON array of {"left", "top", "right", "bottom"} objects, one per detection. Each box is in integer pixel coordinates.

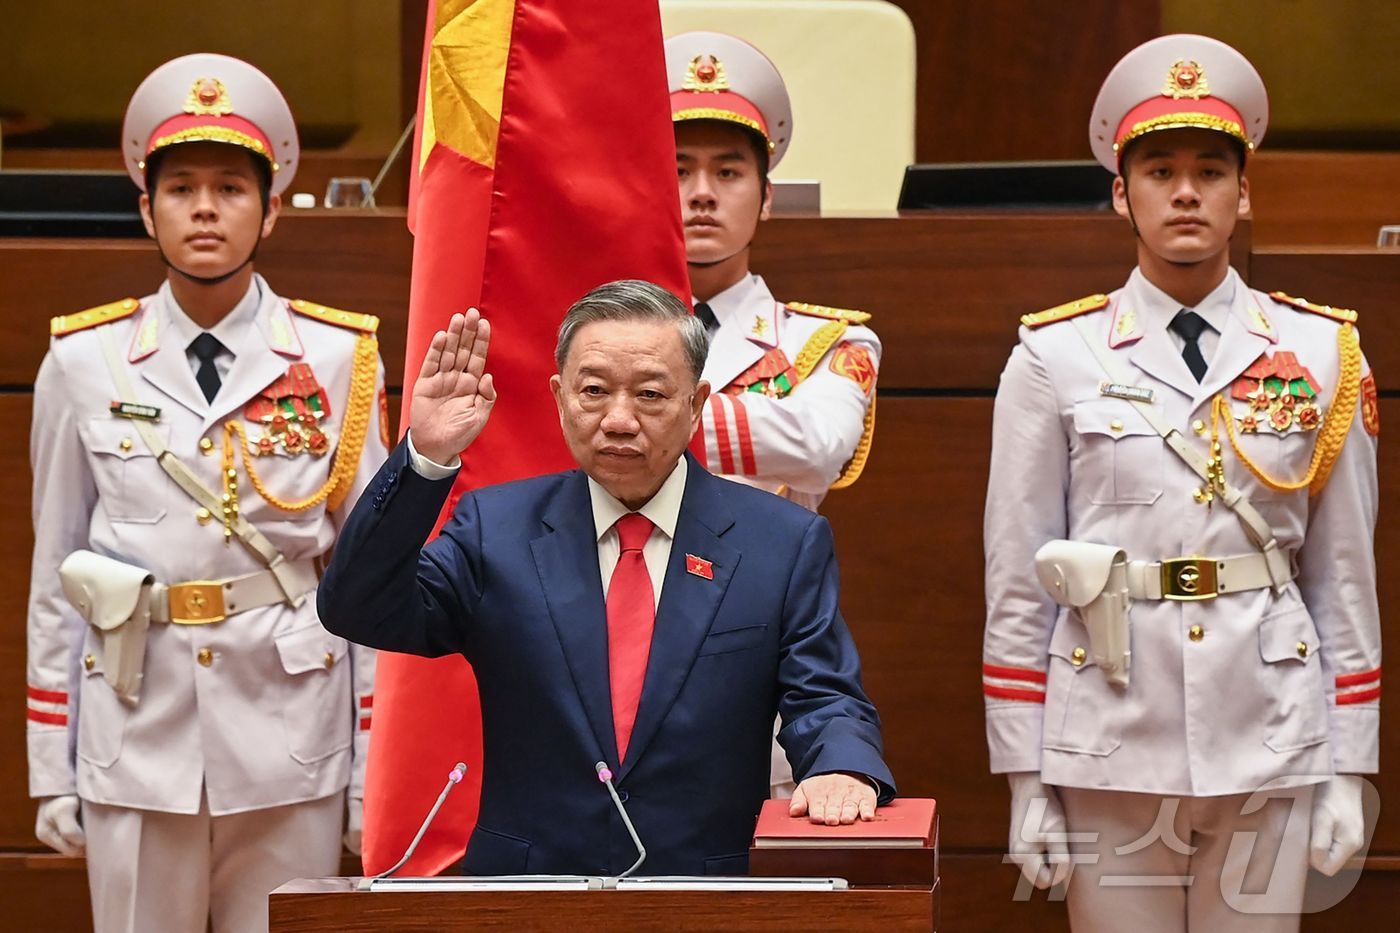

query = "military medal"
[
  {"left": 725, "top": 348, "right": 799, "bottom": 399},
  {"left": 244, "top": 363, "right": 334, "bottom": 456},
  {"left": 1230, "top": 351, "right": 1322, "bottom": 434}
]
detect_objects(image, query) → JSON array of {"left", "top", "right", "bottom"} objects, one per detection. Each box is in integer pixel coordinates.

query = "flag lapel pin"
[{"left": 685, "top": 554, "right": 714, "bottom": 580}]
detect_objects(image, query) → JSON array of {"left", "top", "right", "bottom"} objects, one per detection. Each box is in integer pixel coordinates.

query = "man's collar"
[
  {"left": 1130, "top": 266, "right": 1236, "bottom": 334},
  {"left": 588, "top": 456, "right": 688, "bottom": 542},
  {"left": 701, "top": 274, "right": 773, "bottom": 329},
  {"left": 162, "top": 275, "right": 262, "bottom": 352}
]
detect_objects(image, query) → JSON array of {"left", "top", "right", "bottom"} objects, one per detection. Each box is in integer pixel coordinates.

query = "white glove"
[
  {"left": 35, "top": 795, "right": 85, "bottom": 857},
  {"left": 1007, "top": 772, "right": 1071, "bottom": 890},
  {"left": 344, "top": 796, "right": 364, "bottom": 856},
  {"left": 1310, "top": 775, "right": 1365, "bottom": 876}
]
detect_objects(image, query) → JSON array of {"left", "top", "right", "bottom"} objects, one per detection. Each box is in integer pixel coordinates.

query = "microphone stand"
[{"left": 595, "top": 761, "right": 647, "bottom": 878}]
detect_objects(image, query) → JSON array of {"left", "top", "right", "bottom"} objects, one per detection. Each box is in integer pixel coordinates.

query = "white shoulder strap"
[{"left": 1068, "top": 317, "right": 1291, "bottom": 589}]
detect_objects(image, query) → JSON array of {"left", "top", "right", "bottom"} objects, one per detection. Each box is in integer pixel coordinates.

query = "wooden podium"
[
  {"left": 270, "top": 876, "right": 936, "bottom": 932},
  {"left": 271, "top": 800, "right": 939, "bottom": 931}
]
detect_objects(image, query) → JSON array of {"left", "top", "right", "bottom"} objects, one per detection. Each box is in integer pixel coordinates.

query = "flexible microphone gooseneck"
[
  {"left": 595, "top": 761, "right": 647, "bottom": 877},
  {"left": 373, "top": 761, "right": 469, "bottom": 880}
]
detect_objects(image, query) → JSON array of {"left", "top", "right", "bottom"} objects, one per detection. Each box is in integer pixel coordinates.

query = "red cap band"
[{"left": 146, "top": 113, "right": 276, "bottom": 165}]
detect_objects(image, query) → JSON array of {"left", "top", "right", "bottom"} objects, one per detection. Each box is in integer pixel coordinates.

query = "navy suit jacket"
[{"left": 318, "top": 444, "right": 894, "bottom": 876}]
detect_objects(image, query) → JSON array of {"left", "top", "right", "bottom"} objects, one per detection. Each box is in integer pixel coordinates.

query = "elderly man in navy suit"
[{"left": 318, "top": 279, "right": 893, "bottom": 876}]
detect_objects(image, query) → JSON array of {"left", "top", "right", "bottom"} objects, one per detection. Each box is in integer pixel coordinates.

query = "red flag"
[{"left": 363, "top": 0, "right": 689, "bottom": 875}]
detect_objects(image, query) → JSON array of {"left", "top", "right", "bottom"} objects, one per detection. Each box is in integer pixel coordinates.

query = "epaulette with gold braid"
[
  {"left": 1020, "top": 294, "right": 1110, "bottom": 329},
  {"left": 786, "top": 301, "right": 872, "bottom": 325},
  {"left": 1268, "top": 291, "right": 1358, "bottom": 324},
  {"left": 51, "top": 298, "right": 140, "bottom": 337},
  {"left": 288, "top": 299, "right": 380, "bottom": 334}
]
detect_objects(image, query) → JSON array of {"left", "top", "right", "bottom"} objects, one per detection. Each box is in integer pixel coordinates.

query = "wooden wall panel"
[
  {"left": 0, "top": 211, "right": 1254, "bottom": 393},
  {"left": 1247, "top": 153, "right": 1400, "bottom": 248},
  {"left": 20, "top": 214, "right": 1400, "bottom": 395},
  {"left": 0, "top": 397, "right": 37, "bottom": 849},
  {"left": 803, "top": 1, "right": 1160, "bottom": 164}
]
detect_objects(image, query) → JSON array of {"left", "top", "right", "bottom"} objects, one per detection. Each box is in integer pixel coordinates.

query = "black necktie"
[
  {"left": 1169, "top": 311, "right": 1210, "bottom": 382},
  {"left": 190, "top": 332, "right": 225, "bottom": 403},
  {"left": 693, "top": 301, "right": 720, "bottom": 336}
]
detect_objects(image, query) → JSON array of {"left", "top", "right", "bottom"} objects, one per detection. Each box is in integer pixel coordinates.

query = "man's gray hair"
[{"left": 555, "top": 279, "right": 710, "bottom": 382}]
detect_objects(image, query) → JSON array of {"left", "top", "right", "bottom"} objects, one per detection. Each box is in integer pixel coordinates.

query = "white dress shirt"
[
  {"left": 406, "top": 433, "right": 686, "bottom": 608},
  {"left": 587, "top": 457, "right": 686, "bottom": 610},
  {"left": 165, "top": 277, "right": 261, "bottom": 384},
  {"left": 1134, "top": 266, "right": 1235, "bottom": 365}
]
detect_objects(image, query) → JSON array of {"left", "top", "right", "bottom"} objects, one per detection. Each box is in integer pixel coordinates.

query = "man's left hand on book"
[{"left": 790, "top": 772, "right": 878, "bottom": 825}]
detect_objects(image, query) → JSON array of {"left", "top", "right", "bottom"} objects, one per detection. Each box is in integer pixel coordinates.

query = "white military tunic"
[
  {"left": 983, "top": 267, "right": 1380, "bottom": 795},
  {"left": 27, "top": 276, "right": 390, "bottom": 932},
  {"left": 697, "top": 274, "right": 880, "bottom": 512}
]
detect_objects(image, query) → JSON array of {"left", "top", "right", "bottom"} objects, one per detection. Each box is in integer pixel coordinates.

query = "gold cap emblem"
[
  {"left": 1164, "top": 59, "right": 1209, "bottom": 100},
  {"left": 683, "top": 54, "right": 729, "bottom": 93},
  {"left": 185, "top": 77, "right": 233, "bottom": 116}
]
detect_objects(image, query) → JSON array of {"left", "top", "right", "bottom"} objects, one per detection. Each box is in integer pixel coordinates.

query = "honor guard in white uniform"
[
  {"left": 25, "top": 54, "right": 391, "bottom": 933},
  {"left": 667, "top": 32, "right": 881, "bottom": 795},
  {"left": 983, "top": 36, "right": 1380, "bottom": 932}
]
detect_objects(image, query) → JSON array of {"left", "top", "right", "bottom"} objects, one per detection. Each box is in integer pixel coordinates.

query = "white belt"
[
  {"left": 150, "top": 559, "right": 319, "bottom": 624},
  {"left": 1126, "top": 552, "right": 1293, "bottom": 601}
]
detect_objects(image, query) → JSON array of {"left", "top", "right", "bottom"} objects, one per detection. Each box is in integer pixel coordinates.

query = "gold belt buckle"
[
  {"left": 168, "top": 581, "right": 226, "bottom": 624},
  {"left": 1160, "top": 557, "right": 1218, "bottom": 601}
]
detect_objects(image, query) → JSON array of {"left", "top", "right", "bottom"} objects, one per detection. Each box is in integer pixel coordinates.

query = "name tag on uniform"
[
  {"left": 1099, "top": 382, "right": 1154, "bottom": 404},
  {"left": 110, "top": 400, "right": 161, "bottom": 421}
]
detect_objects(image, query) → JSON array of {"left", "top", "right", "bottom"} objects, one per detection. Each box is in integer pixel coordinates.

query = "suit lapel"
[
  {"left": 530, "top": 471, "right": 619, "bottom": 767},
  {"left": 618, "top": 461, "right": 739, "bottom": 781}
]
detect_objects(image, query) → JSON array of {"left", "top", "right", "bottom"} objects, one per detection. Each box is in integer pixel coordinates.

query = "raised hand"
[{"left": 410, "top": 309, "right": 497, "bottom": 464}]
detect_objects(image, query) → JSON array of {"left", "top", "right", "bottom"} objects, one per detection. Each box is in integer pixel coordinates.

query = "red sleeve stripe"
[
  {"left": 730, "top": 395, "right": 758, "bottom": 475},
  {"left": 27, "top": 686, "right": 68, "bottom": 705},
  {"left": 1336, "top": 667, "right": 1381, "bottom": 688},
  {"left": 983, "top": 684, "right": 1046, "bottom": 703},
  {"left": 359, "top": 716, "right": 373, "bottom": 731},
  {"left": 1336, "top": 686, "right": 1381, "bottom": 706},
  {"left": 708, "top": 396, "right": 736, "bottom": 474},
  {"left": 27, "top": 709, "right": 68, "bottom": 726},
  {"left": 359, "top": 696, "right": 373, "bottom": 709},
  {"left": 982, "top": 663, "right": 1048, "bottom": 685}
]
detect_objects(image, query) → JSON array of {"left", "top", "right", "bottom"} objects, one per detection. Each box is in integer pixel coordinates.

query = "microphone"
[
  {"left": 595, "top": 761, "right": 646, "bottom": 877},
  {"left": 373, "top": 761, "right": 468, "bottom": 880}
]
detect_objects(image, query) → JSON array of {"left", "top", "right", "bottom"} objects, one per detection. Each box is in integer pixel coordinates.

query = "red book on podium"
[{"left": 749, "top": 798, "right": 939, "bottom": 885}]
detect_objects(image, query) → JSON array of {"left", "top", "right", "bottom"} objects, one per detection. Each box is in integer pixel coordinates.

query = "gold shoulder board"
[
  {"left": 1268, "top": 291, "right": 1358, "bottom": 324},
  {"left": 785, "top": 301, "right": 872, "bottom": 325},
  {"left": 1021, "top": 294, "right": 1110, "bottom": 329},
  {"left": 288, "top": 299, "right": 380, "bottom": 334},
  {"left": 51, "top": 298, "right": 140, "bottom": 337}
]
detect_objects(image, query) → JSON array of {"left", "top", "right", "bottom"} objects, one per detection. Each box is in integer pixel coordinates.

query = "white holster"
[
  {"left": 1034, "top": 540, "right": 1131, "bottom": 688},
  {"left": 58, "top": 550, "right": 154, "bottom": 706}
]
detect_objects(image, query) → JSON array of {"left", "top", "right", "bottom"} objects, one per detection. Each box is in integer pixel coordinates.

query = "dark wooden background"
[{"left": 0, "top": 211, "right": 1395, "bottom": 930}]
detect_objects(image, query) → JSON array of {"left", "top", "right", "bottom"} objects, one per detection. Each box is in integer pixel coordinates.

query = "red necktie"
[{"left": 606, "top": 513, "right": 655, "bottom": 762}]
